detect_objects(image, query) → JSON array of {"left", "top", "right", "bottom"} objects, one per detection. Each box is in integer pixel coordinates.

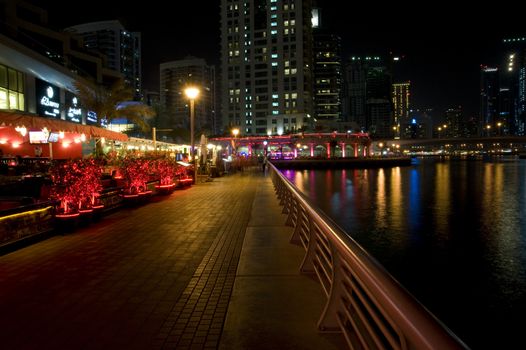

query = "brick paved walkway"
[{"left": 0, "top": 169, "right": 344, "bottom": 349}]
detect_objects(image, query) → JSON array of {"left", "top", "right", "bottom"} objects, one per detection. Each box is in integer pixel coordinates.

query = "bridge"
[
  {"left": 210, "top": 132, "right": 372, "bottom": 158},
  {"left": 374, "top": 136, "right": 526, "bottom": 154}
]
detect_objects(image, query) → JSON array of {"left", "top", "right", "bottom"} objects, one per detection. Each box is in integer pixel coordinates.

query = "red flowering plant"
[
  {"left": 153, "top": 157, "right": 177, "bottom": 186},
  {"left": 120, "top": 157, "right": 151, "bottom": 195},
  {"left": 49, "top": 159, "right": 103, "bottom": 215},
  {"left": 77, "top": 159, "right": 103, "bottom": 210}
]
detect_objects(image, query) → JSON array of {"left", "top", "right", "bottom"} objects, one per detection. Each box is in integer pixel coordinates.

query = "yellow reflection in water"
[
  {"left": 389, "top": 167, "right": 403, "bottom": 229},
  {"left": 376, "top": 169, "right": 386, "bottom": 226},
  {"left": 435, "top": 162, "right": 450, "bottom": 241},
  {"left": 294, "top": 170, "right": 306, "bottom": 193}
]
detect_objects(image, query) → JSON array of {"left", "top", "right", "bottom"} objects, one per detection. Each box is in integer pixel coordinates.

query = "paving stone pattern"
[{"left": 0, "top": 172, "right": 257, "bottom": 349}]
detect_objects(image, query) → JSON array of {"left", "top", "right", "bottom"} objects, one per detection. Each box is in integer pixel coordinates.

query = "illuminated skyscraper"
[
  {"left": 502, "top": 37, "right": 526, "bottom": 135},
  {"left": 313, "top": 32, "right": 342, "bottom": 126},
  {"left": 392, "top": 82, "right": 410, "bottom": 138},
  {"left": 220, "top": 0, "right": 314, "bottom": 136},
  {"left": 479, "top": 66, "right": 499, "bottom": 135}
]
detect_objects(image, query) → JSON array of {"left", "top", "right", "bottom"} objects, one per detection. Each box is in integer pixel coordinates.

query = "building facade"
[
  {"left": 65, "top": 21, "right": 142, "bottom": 99},
  {"left": 220, "top": 0, "right": 314, "bottom": 136},
  {"left": 0, "top": 0, "right": 126, "bottom": 159},
  {"left": 344, "top": 56, "right": 393, "bottom": 138},
  {"left": 392, "top": 82, "right": 410, "bottom": 138},
  {"left": 479, "top": 66, "right": 499, "bottom": 136},
  {"left": 160, "top": 57, "right": 216, "bottom": 135},
  {"left": 502, "top": 37, "right": 526, "bottom": 135},
  {"left": 312, "top": 32, "right": 343, "bottom": 127}
]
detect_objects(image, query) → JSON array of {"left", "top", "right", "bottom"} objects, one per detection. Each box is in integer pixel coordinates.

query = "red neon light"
[
  {"left": 79, "top": 209, "right": 94, "bottom": 214},
  {"left": 155, "top": 183, "right": 176, "bottom": 189},
  {"left": 92, "top": 205, "right": 104, "bottom": 209},
  {"left": 123, "top": 194, "right": 139, "bottom": 198},
  {"left": 56, "top": 213, "right": 80, "bottom": 218}
]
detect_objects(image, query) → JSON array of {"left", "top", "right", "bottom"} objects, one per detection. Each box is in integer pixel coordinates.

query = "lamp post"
[
  {"left": 232, "top": 128, "right": 239, "bottom": 154},
  {"left": 185, "top": 86, "right": 200, "bottom": 184}
]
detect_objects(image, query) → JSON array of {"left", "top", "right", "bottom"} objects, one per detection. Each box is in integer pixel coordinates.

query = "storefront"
[
  {"left": 1, "top": 36, "right": 127, "bottom": 159},
  {"left": 0, "top": 110, "right": 128, "bottom": 159}
]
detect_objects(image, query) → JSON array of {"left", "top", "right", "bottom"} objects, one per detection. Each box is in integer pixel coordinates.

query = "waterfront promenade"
[{"left": 0, "top": 168, "right": 345, "bottom": 349}]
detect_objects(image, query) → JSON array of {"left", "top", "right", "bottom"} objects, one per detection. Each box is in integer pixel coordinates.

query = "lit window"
[
  {"left": 271, "top": 30, "right": 277, "bottom": 35},
  {"left": 0, "top": 88, "right": 7, "bottom": 109}
]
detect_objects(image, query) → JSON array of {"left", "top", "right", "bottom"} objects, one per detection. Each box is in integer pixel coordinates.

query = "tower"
[
  {"left": 220, "top": 0, "right": 314, "bottom": 135},
  {"left": 65, "top": 21, "right": 142, "bottom": 99},
  {"left": 160, "top": 57, "right": 216, "bottom": 135},
  {"left": 392, "top": 82, "right": 410, "bottom": 138},
  {"left": 479, "top": 66, "right": 499, "bottom": 135}
]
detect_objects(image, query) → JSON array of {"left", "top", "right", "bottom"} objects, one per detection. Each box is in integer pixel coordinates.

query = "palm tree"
[{"left": 74, "top": 79, "right": 155, "bottom": 156}]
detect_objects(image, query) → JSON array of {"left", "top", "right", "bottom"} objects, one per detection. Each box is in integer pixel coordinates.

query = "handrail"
[{"left": 268, "top": 162, "right": 469, "bottom": 350}]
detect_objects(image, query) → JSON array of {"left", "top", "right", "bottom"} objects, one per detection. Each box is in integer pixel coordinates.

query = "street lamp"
[
  {"left": 232, "top": 128, "right": 239, "bottom": 154},
  {"left": 185, "top": 86, "right": 200, "bottom": 184},
  {"left": 497, "top": 122, "right": 502, "bottom": 136}
]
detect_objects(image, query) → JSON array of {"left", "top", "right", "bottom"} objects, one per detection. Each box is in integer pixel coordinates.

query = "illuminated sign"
[
  {"left": 65, "top": 91, "right": 82, "bottom": 123},
  {"left": 86, "top": 111, "right": 98, "bottom": 125},
  {"left": 29, "top": 131, "right": 48, "bottom": 144},
  {"left": 36, "top": 79, "right": 60, "bottom": 118}
]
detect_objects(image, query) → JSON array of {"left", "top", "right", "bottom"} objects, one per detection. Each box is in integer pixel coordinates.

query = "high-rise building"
[
  {"left": 220, "top": 0, "right": 314, "bottom": 136},
  {"left": 160, "top": 57, "right": 216, "bottom": 135},
  {"left": 344, "top": 56, "right": 393, "bottom": 137},
  {"left": 479, "top": 66, "right": 499, "bottom": 136},
  {"left": 65, "top": 21, "right": 142, "bottom": 99},
  {"left": 392, "top": 82, "right": 410, "bottom": 138},
  {"left": 502, "top": 37, "right": 526, "bottom": 135},
  {"left": 0, "top": 0, "right": 118, "bottom": 86},
  {"left": 312, "top": 31, "right": 342, "bottom": 127},
  {"left": 444, "top": 107, "right": 463, "bottom": 138}
]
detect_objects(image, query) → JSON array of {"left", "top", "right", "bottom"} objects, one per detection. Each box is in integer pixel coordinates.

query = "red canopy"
[{"left": 0, "top": 110, "right": 129, "bottom": 141}]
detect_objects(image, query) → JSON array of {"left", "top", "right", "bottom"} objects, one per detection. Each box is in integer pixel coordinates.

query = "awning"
[{"left": 0, "top": 110, "right": 129, "bottom": 142}]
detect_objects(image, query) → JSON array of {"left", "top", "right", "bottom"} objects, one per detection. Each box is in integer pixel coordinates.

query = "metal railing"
[{"left": 268, "top": 162, "right": 468, "bottom": 350}]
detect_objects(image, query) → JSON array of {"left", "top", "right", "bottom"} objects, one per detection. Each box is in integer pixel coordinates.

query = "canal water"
[{"left": 281, "top": 157, "right": 526, "bottom": 349}]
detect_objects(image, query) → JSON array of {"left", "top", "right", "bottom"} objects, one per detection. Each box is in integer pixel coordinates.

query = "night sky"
[{"left": 26, "top": 0, "right": 525, "bottom": 120}]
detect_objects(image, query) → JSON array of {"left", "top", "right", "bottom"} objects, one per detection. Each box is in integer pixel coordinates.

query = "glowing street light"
[
  {"left": 232, "top": 128, "right": 240, "bottom": 154},
  {"left": 185, "top": 86, "right": 200, "bottom": 184}
]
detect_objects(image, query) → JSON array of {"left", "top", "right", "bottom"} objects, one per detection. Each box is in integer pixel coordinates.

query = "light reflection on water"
[{"left": 282, "top": 157, "right": 526, "bottom": 349}]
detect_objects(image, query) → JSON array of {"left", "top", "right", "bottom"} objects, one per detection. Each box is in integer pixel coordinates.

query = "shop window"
[
  {"left": 0, "top": 65, "right": 25, "bottom": 111},
  {"left": 0, "top": 66, "right": 7, "bottom": 87},
  {"left": 0, "top": 88, "right": 7, "bottom": 109}
]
